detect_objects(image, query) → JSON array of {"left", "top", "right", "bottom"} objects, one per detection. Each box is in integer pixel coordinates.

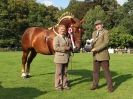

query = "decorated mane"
[
  {"left": 57, "top": 11, "right": 74, "bottom": 24},
  {"left": 48, "top": 11, "right": 74, "bottom": 30}
]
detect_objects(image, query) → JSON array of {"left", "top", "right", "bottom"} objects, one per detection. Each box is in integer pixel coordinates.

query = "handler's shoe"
[
  {"left": 108, "top": 88, "right": 114, "bottom": 93},
  {"left": 63, "top": 86, "right": 70, "bottom": 90},
  {"left": 90, "top": 85, "right": 98, "bottom": 90},
  {"left": 55, "top": 86, "right": 62, "bottom": 91}
]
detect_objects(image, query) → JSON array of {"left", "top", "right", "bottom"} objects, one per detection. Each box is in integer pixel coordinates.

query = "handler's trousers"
[
  {"left": 55, "top": 63, "right": 68, "bottom": 88},
  {"left": 92, "top": 60, "right": 113, "bottom": 90}
]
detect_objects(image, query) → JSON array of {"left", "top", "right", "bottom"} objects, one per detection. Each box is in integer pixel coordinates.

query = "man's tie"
[
  {"left": 96, "top": 31, "right": 99, "bottom": 38},
  {"left": 63, "top": 36, "right": 68, "bottom": 45}
]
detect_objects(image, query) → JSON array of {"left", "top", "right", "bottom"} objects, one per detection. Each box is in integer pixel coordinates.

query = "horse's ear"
[{"left": 70, "top": 18, "right": 76, "bottom": 24}]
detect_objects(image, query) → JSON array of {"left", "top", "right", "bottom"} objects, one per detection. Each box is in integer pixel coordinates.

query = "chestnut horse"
[{"left": 21, "top": 13, "right": 84, "bottom": 78}]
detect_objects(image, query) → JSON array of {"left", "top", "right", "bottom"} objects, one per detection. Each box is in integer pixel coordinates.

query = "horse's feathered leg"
[
  {"left": 26, "top": 49, "right": 37, "bottom": 78},
  {"left": 21, "top": 50, "right": 30, "bottom": 78}
]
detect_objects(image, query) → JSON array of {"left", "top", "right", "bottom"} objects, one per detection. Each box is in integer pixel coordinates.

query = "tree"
[
  {"left": 109, "top": 25, "right": 133, "bottom": 48},
  {"left": 82, "top": 5, "right": 108, "bottom": 41},
  {"left": 119, "top": 13, "right": 133, "bottom": 35},
  {"left": 123, "top": 0, "right": 133, "bottom": 14},
  {"left": 110, "top": 6, "right": 125, "bottom": 27},
  {"left": 0, "top": 0, "right": 59, "bottom": 48},
  {"left": 119, "top": 0, "right": 133, "bottom": 35},
  {"left": 66, "top": 0, "right": 100, "bottom": 19},
  {"left": 100, "top": 0, "right": 120, "bottom": 29}
]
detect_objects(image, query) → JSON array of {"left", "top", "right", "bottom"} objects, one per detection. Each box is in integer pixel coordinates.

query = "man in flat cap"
[{"left": 90, "top": 20, "right": 113, "bottom": 92}]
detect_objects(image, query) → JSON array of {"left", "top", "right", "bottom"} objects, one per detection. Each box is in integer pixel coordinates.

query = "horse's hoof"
[
  {"left": 26, "top": 75, "right": 32, "bottom": 78},
  {"left": 25, "top": 75, "right": 29, "bottom": 78},
  {"left": 21, "top": 72, "right": 31, "bottom": 79},
  {"left": 22, "top": 76, "right": 27, "bottom": 79},
  {"left": 22, "top": 75, "right": 29, "bottom": 79}
]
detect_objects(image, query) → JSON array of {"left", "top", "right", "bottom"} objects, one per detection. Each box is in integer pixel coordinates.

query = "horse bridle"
[{"left": 68, "top": 26, "right": 76, "bottom": 49}]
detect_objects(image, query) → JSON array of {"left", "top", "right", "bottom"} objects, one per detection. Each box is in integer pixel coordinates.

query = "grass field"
[{"left": 0, "top": 52, "right": 133, "bottom": 99}]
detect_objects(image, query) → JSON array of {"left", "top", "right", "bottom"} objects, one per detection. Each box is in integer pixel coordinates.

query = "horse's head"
[{"left": 57, "top": 12, "right": 84, "bottom": 52}]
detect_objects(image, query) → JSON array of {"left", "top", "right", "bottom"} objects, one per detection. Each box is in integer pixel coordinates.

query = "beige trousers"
[{"left": 55, "top": 63, "right": 68, "bottom": 88}]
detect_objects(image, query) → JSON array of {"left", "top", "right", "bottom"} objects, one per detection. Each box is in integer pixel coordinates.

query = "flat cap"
[{"left": 94, "top": 20, "right": 102, "bottom": 25}]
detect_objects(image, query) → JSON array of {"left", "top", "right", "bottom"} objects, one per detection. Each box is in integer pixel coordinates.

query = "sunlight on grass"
[{"left": 0, "top": 52, "right": 133, "bottom": 99}]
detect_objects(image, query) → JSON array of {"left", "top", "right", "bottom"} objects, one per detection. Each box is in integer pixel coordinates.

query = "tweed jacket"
[
  {"left": 53, "top": 35, "right": 71, "bottom": 63},
  {"left": 92, "top": 28, "right": 110, "bottom": 61}
]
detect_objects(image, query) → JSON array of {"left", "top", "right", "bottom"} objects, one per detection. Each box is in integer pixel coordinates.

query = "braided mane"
[
  {"left": 48, "top": 12, "right": 74, "bottom": 30},
  {"left": 57, "top": 11, "right": 74, "bottom": 24}
]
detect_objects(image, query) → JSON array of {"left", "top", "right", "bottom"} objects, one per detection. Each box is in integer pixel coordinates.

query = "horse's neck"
[
  {"left": 52, "top": 27, "right": 59, "bottom": 36},
  {"left": 59, "top": 20, "right": 70, "bottom": 28}
]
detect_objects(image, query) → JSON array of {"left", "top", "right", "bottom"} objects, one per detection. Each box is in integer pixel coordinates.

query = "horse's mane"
[
  {"left": 58, "top": 11, "right": 74, "bottom": 24},
  {"left": 48, "top": 11, "right": 74, "bottom": 30}
]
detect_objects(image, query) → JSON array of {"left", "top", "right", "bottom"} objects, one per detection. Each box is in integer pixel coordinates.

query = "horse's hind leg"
[
  {"left": 21, "top": 50, "right": 29, "bottom": 78},
  {"left": 26, "top": 49, "right": 37, "bottom": 78}
]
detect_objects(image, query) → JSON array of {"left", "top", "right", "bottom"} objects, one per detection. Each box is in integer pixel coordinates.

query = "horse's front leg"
[
  {"left": 21, "top": 50, "right": 29, "bottom": 78},
  {"left": 26, "top": 49, "right": 37, "bottom": 78}
]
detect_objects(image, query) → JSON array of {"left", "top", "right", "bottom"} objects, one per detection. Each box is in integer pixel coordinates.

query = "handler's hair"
[{"left": 57, "top": 24, "right": 66, "bottom": 31}]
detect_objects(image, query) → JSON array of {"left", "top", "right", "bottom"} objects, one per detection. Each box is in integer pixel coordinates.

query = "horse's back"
[{"left": 22, "top": 27, "right": 43, "bottom": 50}]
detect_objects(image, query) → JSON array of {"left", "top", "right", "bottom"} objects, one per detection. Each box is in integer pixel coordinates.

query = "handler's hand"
[
  {"left": 64, "top": 46, "right": 70, "bottom": 51},
  {"left": 91, "top": 48, "right": 97, "bottom": 53}
]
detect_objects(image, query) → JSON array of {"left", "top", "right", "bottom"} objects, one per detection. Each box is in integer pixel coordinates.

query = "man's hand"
[
  {"left": 91, "top": 48, "right": 97, "bottom": 53},
  {"left": 64, "top": 46, "right": 70, "bottom": 51}
]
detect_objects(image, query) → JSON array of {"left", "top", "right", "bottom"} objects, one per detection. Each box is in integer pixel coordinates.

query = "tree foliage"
[
  {"left": 0, "top": 0, "right": 133, "bottom": 49},
  {"left": 120, "top": 0, "right": 133, "bottom": 35},
  {"left": 66, "top": 0, "right": 100, "bottom": 19},
  {"left": 82, "top": 5, "right": 108, "bottom": 40},
  {"left": 0, "top": 0, "right": 59, "bottom": 48},
  {"left": 109, "top": 25, "right": 133, "bottom": 48}
]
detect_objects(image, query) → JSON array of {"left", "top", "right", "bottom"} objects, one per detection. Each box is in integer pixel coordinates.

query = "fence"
[
  {"left": 109, "top": 48, "right": 133, "bottom": 54},
  {"left": 0, "top": 47, "right": 22, "bottom": 51}
]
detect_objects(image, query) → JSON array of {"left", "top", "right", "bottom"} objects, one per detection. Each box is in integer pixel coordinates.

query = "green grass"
[{"left": 0, "top": 52, "right": 133, "bottom": 99}]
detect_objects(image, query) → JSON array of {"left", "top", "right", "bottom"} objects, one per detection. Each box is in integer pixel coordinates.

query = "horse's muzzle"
[{"left": 84, "top": 43, "right": 92, "bottom": 52}]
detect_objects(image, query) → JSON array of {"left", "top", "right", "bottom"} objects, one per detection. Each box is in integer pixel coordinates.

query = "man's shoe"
[
  {"left": 63, "top": 86, "right": 70, "bottom": 90},
  {"left": 55, "top": 87, "right": 62, "bottom": 91},
  {"left": 90, "top": 85, "right": 98, "bottom": 90},
  {"left": 108, "top": 88, "right": 114, "bottom": 93}
]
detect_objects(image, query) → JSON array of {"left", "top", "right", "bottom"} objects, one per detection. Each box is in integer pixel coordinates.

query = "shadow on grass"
[
  {"left": 97, "top": 74, "right": 132, "bottom": 91},
  {"left": 68, "top": 69, "right": 118, "bottom": 87},
  {"left": 29, "top": 69, "right": 132, "bottom": 92},
  {"left": 32, "top": 72, "right": 54, "bottom": 77},
  {"left": 0, "top": 82, "right": 46, "bottom": 99},
  {"left": 113, "top": 74, "right": 133, "bottom": 90},
  {"left": 68, "top": 69, "right": 92, "bottom": 87}
]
